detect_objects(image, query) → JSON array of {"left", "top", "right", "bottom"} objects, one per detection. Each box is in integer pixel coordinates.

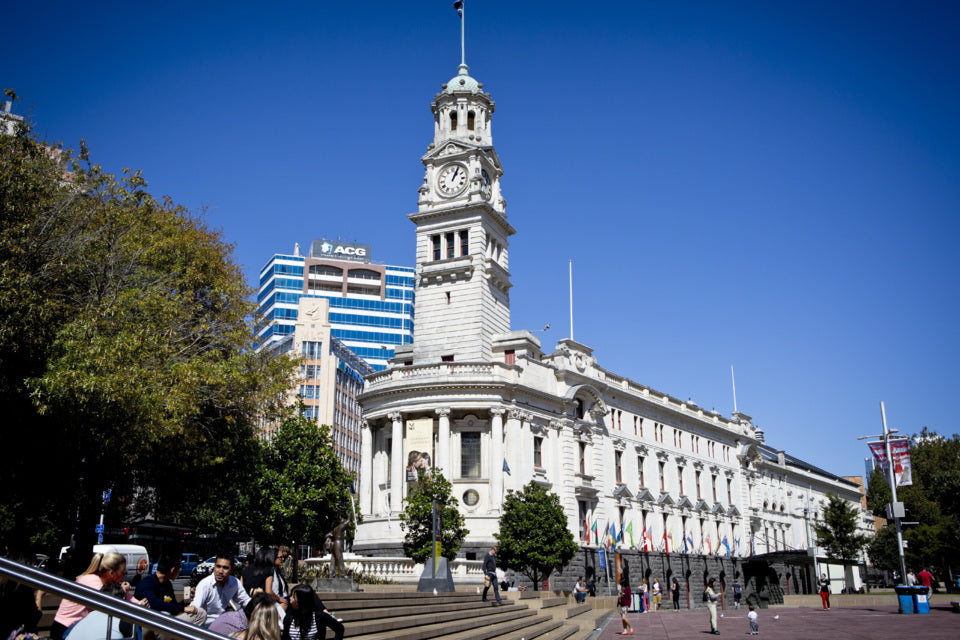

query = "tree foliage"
[
  {"left": 495, "top": 482, "right": 578, "bottom": 590},
  {"left": 254, "top": 407, "right": 355, "bottom": 549},
  {"left": 812, "top": 494, "right": 869, "bottom": 564},
  {"left": 864, "top": 429, "right": 960, "bottom": 576},
  {"left": 398, "top": 471, "right": 467, "bottom": 563},
  {"left": 0, "top": 103, "right": 293, "bottom": 555}
]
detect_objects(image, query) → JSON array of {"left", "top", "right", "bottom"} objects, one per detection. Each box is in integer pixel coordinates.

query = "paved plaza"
[{"left": 594, "top": 604, "right": 959, "bottom": 640}]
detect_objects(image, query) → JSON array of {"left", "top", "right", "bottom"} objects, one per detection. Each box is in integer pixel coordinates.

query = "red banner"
[{"left": 868, "top": 439, "right": 912, "bottom": 486}]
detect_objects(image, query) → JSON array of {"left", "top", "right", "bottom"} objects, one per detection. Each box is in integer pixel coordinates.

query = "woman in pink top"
[{"left": 50, "top": 552, "right": 146, "bottom": 640}]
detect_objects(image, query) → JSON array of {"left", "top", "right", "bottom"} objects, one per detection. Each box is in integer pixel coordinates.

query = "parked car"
[{"left": 179, "top": 553, "right": 200, "bottom": 575}]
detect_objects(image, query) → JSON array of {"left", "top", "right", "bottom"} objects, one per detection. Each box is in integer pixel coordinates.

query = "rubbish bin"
[
  {"left": 894, "top": 585, "right": 915, "bottom": 614},
  {"left": 914, "top": 586, "right": 930, "bottom": 614}
]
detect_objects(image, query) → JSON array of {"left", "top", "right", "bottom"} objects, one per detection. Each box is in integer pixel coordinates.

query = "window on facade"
[
  {"left": 696, "top": 471, "right": 702, "bottom": 499},
  {"left": 727, "top": 479, "right": 732, "bottom": 504},
  {"left": 461, "top": 432, "right": 480, "bottom": 478},
  {"left": 615, "top": 451, "right": 622, "bottom": 483},
  {"left": 633, "top": 416, "right": 638, "bottom": 435},
  {"left": 309, "top": 264, "right": 343, "bottom": 277},
  {"left": 712, "top": 476, "right": 718, "bottom": 502},
  {"left": 504, "top": 349, "right": 515, "bottom": 365},
  {"left": 533, "top": 436, "right": 543, "bottom": 467},
  {"left": 467, "top": 110, "right": 476, "bottom": 130},
  {"left": 678, "top": 467, "right": 684, "bottom": 495},
  {"left": 459, "top": 229, "right": 469, "bottom": 256},
  {"left": 432, "top": 235, "right": 441, "bottom": 261},
  {"left": 575, "top": 399, "right": 585, "bottom": 419},
  {"left": 302, "top": 341, "right": 322, "bottom": 359},
  {"left": 578, "top": 500, "right": 588, "bottom": 541},
  {"left": 441, "top": 354, "right": 454, "bottom": 362},
  {"left": 348, "top": 269, "right": 381, "bottom": 281},
  {"left": 578, "top": 442, "right": 586, "bottom": 475},
  {"left": 445, "top": 232, "right": 455, "bottom": 259},
  {"left": 638, "top": 456, "right": 645, "bottom": 486},
  {"left": 449, "top": 110, "right": 457, "bottom": 131},
  {"left": 658, "top": 461, "right": 665, "bottom": 492}
]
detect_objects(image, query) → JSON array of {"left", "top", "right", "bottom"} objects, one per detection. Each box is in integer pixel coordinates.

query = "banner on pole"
[
  {"left": 868, "top": 439, "right": 912, "bottom": 486},
  {"left": 598, "top": 547, "right": 606, "bottom": 569}
]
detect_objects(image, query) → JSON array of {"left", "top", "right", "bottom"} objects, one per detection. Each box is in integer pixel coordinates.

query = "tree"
[
  {"left": 0, "top": 103, "right": 294, "bottom": 556},
  {"left": 864, "top": 429, "right": 960, "bottom": 578},
  {"left": 255, "top": 407, "right": 355, "bottom": 559},
  {"left": 399, "top": 471, "right": 467, "bottom": 563},
  {"left": 812, "top": 494, "right": 869, "bottom": 564},
  {"left": 495, "top": 482, "right": 578, "bottom": 590}
]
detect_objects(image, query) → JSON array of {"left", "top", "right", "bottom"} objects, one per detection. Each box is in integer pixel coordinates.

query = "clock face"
[
  {"left": 480, "top": 169, "right": 491, "bottom": 200},
  {"left": 437, "top": 163, "right": 468, "bottom": 197}
]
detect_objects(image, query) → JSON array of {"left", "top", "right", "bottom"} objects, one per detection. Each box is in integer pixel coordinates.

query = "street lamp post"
[{"left": 857, "top": 401, "right": 908, "bottom": 584}]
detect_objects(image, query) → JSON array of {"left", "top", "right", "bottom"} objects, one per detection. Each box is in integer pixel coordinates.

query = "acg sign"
[{"left": 313, "top": 239, "right": 372, "bottom": 263}]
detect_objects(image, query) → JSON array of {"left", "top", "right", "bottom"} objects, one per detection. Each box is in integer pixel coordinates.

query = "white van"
[{"left": 92, "top": 544, "right": 150, "bottom": 582}]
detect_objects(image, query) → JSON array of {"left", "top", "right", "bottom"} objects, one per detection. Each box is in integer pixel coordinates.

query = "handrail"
[{"left": 0, "top": 557, "right": 227, "bottom": 640}]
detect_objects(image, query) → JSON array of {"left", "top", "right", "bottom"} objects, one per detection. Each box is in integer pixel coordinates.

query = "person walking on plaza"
[
  {"left": 746, "top": 604, "right": 759, "bottom": 635},
  {"left": 917, "top": 567, "right": 935, "bottom": 603},
  {"left": 191, "top": 554, "right": 251, "bottom": 626},
  {"left": 732, "top": 578, "right": 742, "bottom": 609},
  {"left": 817, "top": 573, "right": 831, "bottom": 610},
  {"left": 640, "top": 579, "right": 649, "bottom": 613},
  {"left": 616, "top": 578, "right": 634, "bottom": 636},
  {"left": 481, "top": 545, "right": 502, "bottom": 606},
  {"left": 651, "top": 577, "right": 662, "bottom": 610},
  {"left": 671, "top": 578, "right": 681, "bottom": 611},
  {"left": 705, "top": 577, "right": 720, "bottom": 635}
]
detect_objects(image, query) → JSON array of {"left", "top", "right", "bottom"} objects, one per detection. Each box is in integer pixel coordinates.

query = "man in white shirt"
[{"left": 189, "top": 554, "right": 250, "bottom": 626}]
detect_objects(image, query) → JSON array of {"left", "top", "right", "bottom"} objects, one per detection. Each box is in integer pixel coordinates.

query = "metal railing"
[{"left": 0, "top": 557, "right": 226, "bottom": 640}]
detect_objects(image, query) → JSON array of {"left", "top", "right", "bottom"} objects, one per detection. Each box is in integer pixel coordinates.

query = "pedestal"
[{"left": 417, "top": 557, "right": 455, "bottom": 592}]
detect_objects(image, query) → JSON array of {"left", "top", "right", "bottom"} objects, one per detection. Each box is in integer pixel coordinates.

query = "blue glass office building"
[{"left": 257, "top": 239, "right": 415, "bottom": 370}]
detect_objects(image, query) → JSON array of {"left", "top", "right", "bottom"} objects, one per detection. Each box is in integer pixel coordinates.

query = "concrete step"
[
  {"left": 540, "top": 597, "right": 567, "bottom": 609},
  {"left": 335, "top": 599, "right": 502, "bottom": 623},
  {"left": 485, "top": 617, "right": 564, "bottom": 640},
  {"left": 565, "top": 603, "right": 592, "bottom": 619},
  {"left": 438, "top": 609, "right": 548, "bottom": 640},
  {"left": 349, "top": 604, "right": 537, "bottom": 640}
]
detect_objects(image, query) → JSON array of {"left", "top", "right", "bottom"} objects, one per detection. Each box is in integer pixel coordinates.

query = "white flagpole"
[
  {"left": 569, "top": 260, "right": 574, "bottom": 341},
  {"left": 461, "top": 1, "right": 466, "bottom": 66},
  {"left": 731, "top": 365, "right": 738, "bottom": 413}
]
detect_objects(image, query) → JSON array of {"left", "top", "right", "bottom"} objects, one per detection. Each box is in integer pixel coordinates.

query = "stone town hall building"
[{"left": 354, "top": 60, "right": 869, "bottom": 593}]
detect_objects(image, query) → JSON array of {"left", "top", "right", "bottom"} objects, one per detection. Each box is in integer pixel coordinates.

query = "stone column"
[
  {"left": 389, "top": 411, "right": 403, "bottom": 514},
  {"left": 436, "top": 407, "right": 451, "bottom": 476},
  {"left": 359, "top": 420, "right": 373, "bottom": 515},
  {"left": 505, "top": 409, "right": 521, "bottom": 492},
  {"left": 490, "top": 407, "right": 506, "bottom": 511}
]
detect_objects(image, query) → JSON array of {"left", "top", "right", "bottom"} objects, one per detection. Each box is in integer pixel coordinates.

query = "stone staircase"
[{"left": 318, "top": 589, "right": 609, "bottom": 640}]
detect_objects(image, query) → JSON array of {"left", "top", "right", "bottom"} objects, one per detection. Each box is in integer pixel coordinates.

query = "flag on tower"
[{"left": 453, "top": 1, "right": 463, "bottom": 18}]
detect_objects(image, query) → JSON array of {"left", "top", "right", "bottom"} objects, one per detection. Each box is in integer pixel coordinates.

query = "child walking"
[{"left": 747, "top": 604, "right": 758, "bottom": 635}]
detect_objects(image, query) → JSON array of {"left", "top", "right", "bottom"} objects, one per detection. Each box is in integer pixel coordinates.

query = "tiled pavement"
[{"left": 592, "top": 604, "right": 959, "bottom": 640}]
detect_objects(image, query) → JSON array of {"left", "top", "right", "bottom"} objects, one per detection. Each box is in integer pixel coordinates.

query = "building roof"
[{"left": 443, "top": 64, "right": 482, "bottom": 94}]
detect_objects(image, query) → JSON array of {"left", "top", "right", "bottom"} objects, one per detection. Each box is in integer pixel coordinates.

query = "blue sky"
[{"left": 7, "top": 1, "right": 959, "bottom": 476}]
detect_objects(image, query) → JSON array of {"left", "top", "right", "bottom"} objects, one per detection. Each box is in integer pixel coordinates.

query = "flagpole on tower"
[{"left": 454, "top": 1, "right": 465, "bottom": 66}]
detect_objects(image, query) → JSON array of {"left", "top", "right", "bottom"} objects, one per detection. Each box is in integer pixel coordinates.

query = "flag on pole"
[
  {"left": 616, "top": 523, "right": 623, "bottom": 544},
  {"left": 705, "top": 533, "right": 711, "bottom": 555},
  {"left": 722, "top": 537, "right": 731, "bottom": 557},
  {"left": 453, "top": 0, "right": 463, "bottom": 18},
  {"left": 715, "top": 536, "right": 723, "bottom": 555},
  {"left": 502, "top": 459, "right": 511, "bottom": 475},
  {"left": 608, "top": 521, "right": 617, "bottom": 547},
  {"left": 734, "top": 537, "right": 741, "bottom": 557},
  {"left": 644, "top": 529, "right": 653, "bottom": 552},
  {"left": 625, "top": 521, "right": 635, "bottom": 548},
  {"left": 868, "top": 439, "right": 913, "bottom": 486},
  {"left": 591, "top": 518, "right": 599, "bottom": 546},
  {"left": 686, "top": 530, "right": 695, "bottom": 554}
]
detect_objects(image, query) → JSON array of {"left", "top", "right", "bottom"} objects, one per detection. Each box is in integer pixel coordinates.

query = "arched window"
[
  {"left": 309, "top": 264, "right": 342, "bottom": 277},
  {"left": 449, "top": 110, "right": 458, "bottom": 131},
  {"left": 467, "top": 110, "right": 476, "bottom": 130},
  {"left": 575, "top": 398, "right": 585, "bottom": 419}
]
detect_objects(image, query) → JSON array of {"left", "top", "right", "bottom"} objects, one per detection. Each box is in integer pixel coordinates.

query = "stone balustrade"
[{"left": 305, "top": 555, "right": 483, "bottom": 584}]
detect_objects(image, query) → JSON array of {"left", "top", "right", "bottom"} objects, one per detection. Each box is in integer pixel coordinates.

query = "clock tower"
[{"left": 404, "top": 63, "right": 515, "bottom": 363}]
